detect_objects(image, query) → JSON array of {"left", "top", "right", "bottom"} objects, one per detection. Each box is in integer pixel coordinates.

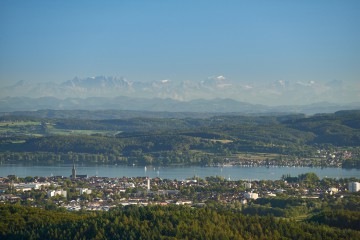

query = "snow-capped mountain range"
[
  {"left": 1, "top": 75, "right": 358, "bottom": 105},
  {"left": 0, "top": 76, "right": 358, "bottom": 113},
  {"left": 1, "top": 75, "right": 243, "bottom": 102}
]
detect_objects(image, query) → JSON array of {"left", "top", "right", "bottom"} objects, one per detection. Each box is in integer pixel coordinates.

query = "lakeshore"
[{"left": 1, "top": 163, "right": 359, "bottom": 180}]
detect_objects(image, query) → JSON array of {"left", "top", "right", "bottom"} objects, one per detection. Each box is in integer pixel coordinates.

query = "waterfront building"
[{"left": 70, "top": 163, "right": 88, "bottom": 179}]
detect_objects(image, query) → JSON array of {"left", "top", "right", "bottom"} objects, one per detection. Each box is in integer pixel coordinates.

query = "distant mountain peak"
[
  {"left": 61, "top": 76, "right": 130, "bottom": 89},
  {"left": 0, "top": 76, "right": 358, "bottom": 106},
  {"left": 14, "top": 80, "right": 26, "bottom": 86}
]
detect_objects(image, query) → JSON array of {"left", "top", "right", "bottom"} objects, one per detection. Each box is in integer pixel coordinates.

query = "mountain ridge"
[
  {"left": 0, "top": 95, "right": 358, "bottom": 114},
  {"left": 1, "top": 75, "right": 358, "bottom": 106}
]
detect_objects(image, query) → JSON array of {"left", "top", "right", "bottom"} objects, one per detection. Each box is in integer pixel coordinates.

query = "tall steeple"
[{"left": 72, "top": 162, "right": 76, "bottom": 179}]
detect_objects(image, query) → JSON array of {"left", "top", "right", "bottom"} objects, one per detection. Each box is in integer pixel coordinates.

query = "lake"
[{"left": 0, "top": 164, "right": 359, "bottom": 180}]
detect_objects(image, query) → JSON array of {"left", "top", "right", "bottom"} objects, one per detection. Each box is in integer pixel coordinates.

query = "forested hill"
[
  {"left": 1, "top": 205, "right": 359, "bottom": 239},
  {"left": 2, "top": 110, "right": 359, "bottom": 144},
  {"left": 283, "top": 110, "right": 360, "bottom": 145},
  {"left": 0, "top": 110, "right": 359, "bottom": 166}
]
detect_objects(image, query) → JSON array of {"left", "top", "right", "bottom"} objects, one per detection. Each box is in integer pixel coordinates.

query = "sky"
[{"left": 0, "top": 0, "right": 359, "bottom": 104}]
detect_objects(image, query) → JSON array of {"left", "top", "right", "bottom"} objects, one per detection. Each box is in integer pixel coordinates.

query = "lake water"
[{"left": 0, "top": 164, "right": 359, "bottom": 180}]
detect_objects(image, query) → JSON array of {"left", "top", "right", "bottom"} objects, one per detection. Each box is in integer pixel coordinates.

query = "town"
[{"left": 1, "top": 164, "right": 359, "bottom": 215}]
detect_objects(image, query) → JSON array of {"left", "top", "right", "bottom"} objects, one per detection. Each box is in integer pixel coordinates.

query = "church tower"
[{"left": 72, "top": 162, "right": 76, "bottom": 179}]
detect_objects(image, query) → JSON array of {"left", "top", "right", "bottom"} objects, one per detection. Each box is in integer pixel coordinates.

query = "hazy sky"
[{"left": 1, "top": 1, "right": 359, "bottom": 102}]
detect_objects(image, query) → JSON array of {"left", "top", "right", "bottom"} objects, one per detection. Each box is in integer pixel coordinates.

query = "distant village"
[
  {"left": 1, "top": 163, "right": 359, "bottom": 212},
  {"left": 219, "top": 149, "right": 356, "bottom": 168}
]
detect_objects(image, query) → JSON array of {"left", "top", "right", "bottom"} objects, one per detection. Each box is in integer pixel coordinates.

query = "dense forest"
[
  {"left": 1, "top": 204, "right": 359, "bottom": 239},
  {"left": 0, "top": 110, "right": 359, "bottom": 167}
]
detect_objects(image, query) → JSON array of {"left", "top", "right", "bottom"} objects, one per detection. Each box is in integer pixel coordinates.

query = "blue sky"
[{"left": 0, "top": 1, "right": 359, "bottom": 103}]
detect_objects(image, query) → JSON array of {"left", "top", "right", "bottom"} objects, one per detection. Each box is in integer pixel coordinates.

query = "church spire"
[{"left": 72, "top": 161, "right": 76, "bottom": 179}]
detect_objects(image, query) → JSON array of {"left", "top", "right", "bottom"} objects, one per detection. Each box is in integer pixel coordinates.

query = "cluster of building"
[
  {"left": 0, "top": 165, "right": 359, "bottom": 211},
  {"left": 221, "top": 149, "right": 357, "bottom": 168}
]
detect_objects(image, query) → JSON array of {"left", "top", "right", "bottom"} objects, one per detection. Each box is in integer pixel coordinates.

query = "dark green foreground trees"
[{"left": 1, "top": 204, "right": 359, "bottom": 240}]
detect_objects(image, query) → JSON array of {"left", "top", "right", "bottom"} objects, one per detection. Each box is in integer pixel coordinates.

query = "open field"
[
  {"left": 235, "top": 152, "right": 285, "bottom": 160},
  {"left": 209, "top": 139, "right": 233, "bottom": 143},
  {"left": 0, "top": 121, "right": 40, "bottom": 126},
  {"left": 0, "top": 121, "right": 42, "bottom": 136},
  {"left": 47, "top": 127, "right": 120, "bottom": 136},
  {"left": 0, "top": 121, "right": 120, "bottom": 137}
]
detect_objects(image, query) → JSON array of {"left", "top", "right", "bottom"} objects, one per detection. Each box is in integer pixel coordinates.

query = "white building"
[
  {"left": 79, "top": 188, "right": 92, "bottom": 195},
  {"left": 176, "top": 200, "right": 192, "bottom": 205},
  {"left": 327, "top": 187, "right": 339, "bottom": 195},
  {"left": 47, "top": 189, "right": 67, "bottom": 198},
  {"left": 267, "top": 193, "right": 277, "bottom": 197},
  {"left": 147, "top": 178, "right": 150, "bottom": 190},
  {"left": 13, "top": 182, "right": 50, "bottom": 191},
  {"left": 275, "top": 189, "right": 285, "bottom": 194},
  {"left": 348, "top": 182, "right": 360, "bottom": 192},
  {"left": 243, "top": 182, "right": 252, "bottom": 189},
  {"left": 244, "top": 192, "right": 259, "bottom": 200},
  {"left": 124, "top": 183, "right": 135, "bottom": 188}
]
